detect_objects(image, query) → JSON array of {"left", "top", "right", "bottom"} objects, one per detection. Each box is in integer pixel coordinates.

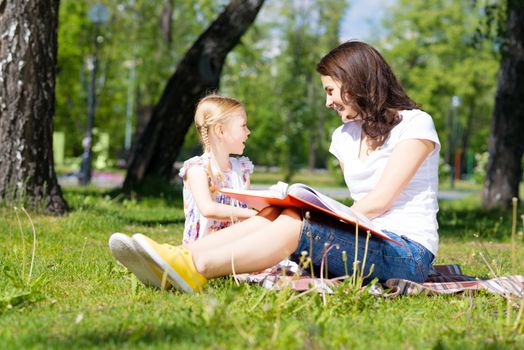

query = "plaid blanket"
[{"left": 237, "top": 262, "right": 524, "bottom": 297}]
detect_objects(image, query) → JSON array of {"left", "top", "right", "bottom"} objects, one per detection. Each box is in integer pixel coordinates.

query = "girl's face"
[
  {"left": 320, "top": 75, "right": 359, "bottom": 123},
  {"left": 223, "top": 108, "right": 250, "bottom": 155}
]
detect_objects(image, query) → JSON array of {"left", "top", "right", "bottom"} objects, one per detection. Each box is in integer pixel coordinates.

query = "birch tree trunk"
[
  {"left": 124, "top": 0, "right": 264, "bottom": 190},
  {"left": 482, "top": 0, "right": 524, "bottom": 209},
  {"left": 0, "top": 0, "right": 68, "bottom": 214}
]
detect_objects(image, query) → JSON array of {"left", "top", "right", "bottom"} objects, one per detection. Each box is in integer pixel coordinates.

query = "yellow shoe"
[
  {"left": 132, "top": 234, "right": 207, "bottom": 293},
  {"left": 109, "top": 233, "right": 171, "bottom": 289}
]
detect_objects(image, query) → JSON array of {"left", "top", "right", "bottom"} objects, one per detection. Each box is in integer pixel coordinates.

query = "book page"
[
  {"left": 221, "top": 187, "right": 285, "bottom": 199},
  {"left": 288, "top": 184, "right": 377, "bottom": 229},
  {"left": 268, "top": 181, "right": 289, "bottom": 197}
]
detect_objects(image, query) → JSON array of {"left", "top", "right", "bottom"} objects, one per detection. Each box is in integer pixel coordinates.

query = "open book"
[{"left": 220, "top": 182, "right": 400, "bottom": 245}]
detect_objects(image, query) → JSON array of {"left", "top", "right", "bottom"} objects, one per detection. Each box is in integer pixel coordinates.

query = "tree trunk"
[
  {"left": 0, "top": 0, "right": 68, "bottom": 214},
  {"left": 160, "top": 0, "right": 173, "bottom": 46},
  {"left": 482, "top": 0, "right": 524, "bottom": 209},
  {"left": 124, "top": 0, "right": 265, "bottom": 190},
  {"left": 459, "top": 96, "right": 474, "bottom": 178}
]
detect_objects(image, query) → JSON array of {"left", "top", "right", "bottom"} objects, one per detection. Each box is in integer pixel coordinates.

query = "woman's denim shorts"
[{"left": 290, "top": 210, "right": 434, "bottom": 283}]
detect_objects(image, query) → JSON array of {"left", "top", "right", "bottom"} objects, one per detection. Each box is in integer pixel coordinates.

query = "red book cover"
[{"left": 220, "top": 183, "right": 401, "bottom": 245}]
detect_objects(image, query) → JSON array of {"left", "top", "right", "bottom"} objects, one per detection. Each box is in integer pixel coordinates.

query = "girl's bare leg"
[
  {"left": 189, "top": 208, "right": 303, "bottom": 279},
  {"left": 188, "top": 206, "right": 283, "bottom": 251}
]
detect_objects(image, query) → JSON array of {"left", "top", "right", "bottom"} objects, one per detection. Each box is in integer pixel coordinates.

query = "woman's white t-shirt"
[{"left": 329, "top": 109, "right": 440, "bottom": 256}]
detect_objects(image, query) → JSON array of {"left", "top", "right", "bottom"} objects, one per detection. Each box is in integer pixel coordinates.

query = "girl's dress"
[{"left": 179, "top": 153, "right": 253, "bottom": 243}]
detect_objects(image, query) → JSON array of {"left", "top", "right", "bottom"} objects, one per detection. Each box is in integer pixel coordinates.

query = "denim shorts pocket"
[{"left": 402, "top": 236, "right": 434, "bottom": 282}]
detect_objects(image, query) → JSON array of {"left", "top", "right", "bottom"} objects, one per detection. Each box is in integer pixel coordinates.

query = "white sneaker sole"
[
  {"left": 109, "top": 233, "right": 169, "bottom": 289},
  {"left": 132, "top": 234, "right": 194, "bottom": 294}
]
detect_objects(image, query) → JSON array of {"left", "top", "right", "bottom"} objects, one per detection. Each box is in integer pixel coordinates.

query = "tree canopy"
[{"left": 50, "top": 0, "right": 508, "bottom": 193}]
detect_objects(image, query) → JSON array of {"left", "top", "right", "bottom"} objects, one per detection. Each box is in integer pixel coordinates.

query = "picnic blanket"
[{"left": 237, "top": 261, "right": 524, "bottom": 298}]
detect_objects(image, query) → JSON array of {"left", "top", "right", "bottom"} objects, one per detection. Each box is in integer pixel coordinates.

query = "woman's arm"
[
  {"left": 350, "top": 138, "right": 435, "bottom": 219},
  {"left": 186, "top": 166, "right": 258, "bottom": 220}
]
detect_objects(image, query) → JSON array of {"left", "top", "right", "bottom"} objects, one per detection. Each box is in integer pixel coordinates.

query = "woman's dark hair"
[{"left": 316, "top": 41, "right": 417, "bottom": 140}]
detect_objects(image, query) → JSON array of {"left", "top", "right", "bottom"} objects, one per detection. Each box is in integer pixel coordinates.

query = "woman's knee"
[{"left": 276, "top": 208, "right": 304, "bottom": 251}]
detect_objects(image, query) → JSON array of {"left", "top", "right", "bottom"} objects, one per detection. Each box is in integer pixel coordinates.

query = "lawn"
[{"left": 0, "top": 180, "right": 523, "bottom": 349}]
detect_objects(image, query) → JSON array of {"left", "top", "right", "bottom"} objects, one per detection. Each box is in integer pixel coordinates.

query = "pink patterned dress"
[{"left": 178, "top": 154, "right": 254, "bottom": 243}]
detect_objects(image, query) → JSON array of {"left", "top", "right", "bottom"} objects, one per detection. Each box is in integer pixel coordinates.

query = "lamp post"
[
  {"left": 447, "top": 95, "right": 461, "bottom": 189},
  {"left": 79, "top": 4, "right": 109, "bottom": 185},
  {"left": 124, "top": 58, "right": 137, "bottom": 155}
]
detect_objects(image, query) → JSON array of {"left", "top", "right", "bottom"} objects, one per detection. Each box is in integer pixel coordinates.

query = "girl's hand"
[{"left": 186, "top": 165, "right": 257, "bottom": 221}]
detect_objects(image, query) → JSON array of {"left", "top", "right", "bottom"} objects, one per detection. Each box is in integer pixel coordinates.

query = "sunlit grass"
[
  {"left": 0, "top": 185, "right": 523, "bottom": 349},
  {"left": 251, "top": 169, "right": 344, "bottom": 187}
]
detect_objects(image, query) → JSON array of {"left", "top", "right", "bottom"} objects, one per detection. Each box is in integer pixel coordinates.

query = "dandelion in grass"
[{"left": 298, "top": 250, "right": 311, "bottom": 277}]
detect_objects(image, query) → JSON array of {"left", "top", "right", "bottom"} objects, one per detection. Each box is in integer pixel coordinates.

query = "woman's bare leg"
[
  {"left": 188, "top": 206, "right": 283, "bottom": 251},
  {"left": 189, "top": 208, "right": 303, "bottom": 278}
]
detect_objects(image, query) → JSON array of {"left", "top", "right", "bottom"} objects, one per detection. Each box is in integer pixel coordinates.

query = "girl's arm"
[
  {"left": 350, "top": 138, "right": 435, "bottom": 219},
  {"left": 186, "top": 166, "right": 258, "bottom": 221}
]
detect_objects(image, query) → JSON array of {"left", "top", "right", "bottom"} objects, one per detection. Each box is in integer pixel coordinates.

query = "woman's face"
[{"left": 320, "top": 75, "right": 359, "bottom": 123}]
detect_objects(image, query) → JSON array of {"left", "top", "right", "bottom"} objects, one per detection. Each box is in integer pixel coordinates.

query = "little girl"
[
  {"left": 180, "top": 94, "right": 257, "bottom": 243},
  {"left": 109, "top": 94, "right": 257, "bottom": 288}
]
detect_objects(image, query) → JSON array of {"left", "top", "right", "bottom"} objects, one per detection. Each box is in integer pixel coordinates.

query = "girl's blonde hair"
[
  {"left": 193, "top": 94, "right": 244, "bottom": 197},
  {"left": 194, "top": 94, "right": 244, "bottom": 152}
]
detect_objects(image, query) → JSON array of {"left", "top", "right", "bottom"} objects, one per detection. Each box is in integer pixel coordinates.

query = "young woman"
[{"left": 116, "top": 41, "right": 440, "bottom": 293}]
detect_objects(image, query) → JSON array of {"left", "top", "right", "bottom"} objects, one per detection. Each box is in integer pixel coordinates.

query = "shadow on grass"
[
  {"left": 86, "top": 205, "right": 185, "bottom": 227},
  {"left": 26, "top": 323, "right": 212, "bottom": 349},
  {"left": 63, "top": 182, "right": 522, "bottom": 242},
  {"left": 64, "top": 176, "right": 184, "bottom": 207},
  {"left": 110, "top": 176, "right": 183, "bottom": 202},
  {"left": 438, "top": 198, "right": 520, "bottom": 241},
  {"left": 117, "top": 217, "right": 185, "bottom": 227}
]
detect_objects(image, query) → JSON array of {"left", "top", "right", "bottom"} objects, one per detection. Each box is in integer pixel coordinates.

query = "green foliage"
[
  {"left": 0, "top": 265, "right": 47, "bottom": 314},
  {"left": 379, "top": 0, "right": 499, "bottom": 168},
  {"left": 216, "top": 0, "right": 348, "bottom": 181},
  {"left": 53, "top": 0, "right": 504, "bottom": 185},
  {"left": 55, "top": 1, "right": 90, "bottom": 157},
  {"left": 0, "top": 188, "right": 523, "bottom": 348},
  {"left": 0, "top": 208, "right": 47, "bottom": 314},
  {"left": 473, "top": 151, "right": 489, "bottom": 184},
  {"left": 55, "top": 0, "right": 227, "bottom": 160}
]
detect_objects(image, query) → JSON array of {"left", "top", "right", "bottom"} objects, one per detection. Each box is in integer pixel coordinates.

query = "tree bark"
[
  {"left": 124, "top": 0, "right": 265, "bottom": 190},
  {"left": 0, "top": 0, "right": 68, "bottom": 214},
  {"left": 160, "top": 0, "right": 173, "bottom": 46},
  {"left": 482, "top": 0, "right": 524, "bottom": 209}
]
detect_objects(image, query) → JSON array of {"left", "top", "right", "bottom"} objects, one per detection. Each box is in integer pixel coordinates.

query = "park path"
[{"left": 58, "top": 173, "right": 475, "bottom": 200}]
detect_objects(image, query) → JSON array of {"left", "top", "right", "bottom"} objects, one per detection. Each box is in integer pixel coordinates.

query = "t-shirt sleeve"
[
  {"left": 328, "top": 126, "right": 344, "bottom": 162},
  {"left": 399, "top": 111, "right": 441, "bottom": 155}
]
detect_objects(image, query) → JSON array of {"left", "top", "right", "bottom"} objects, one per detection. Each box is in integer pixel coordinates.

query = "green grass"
[
  {"left": 0, "top": 185, "right": 523, "bottom": 349},
  {"left": 251, "top": 169, "right": 344, "bottom": 187}
]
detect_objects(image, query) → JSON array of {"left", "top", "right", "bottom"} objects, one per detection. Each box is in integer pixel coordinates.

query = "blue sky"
[{"left": 340, "top": 0, "right": 396, "bottom": 41}]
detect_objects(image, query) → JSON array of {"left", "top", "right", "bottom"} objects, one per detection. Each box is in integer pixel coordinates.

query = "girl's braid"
[
  {"left": 206, "top": 159, "right": 224, "bottom": 197},
  {"left": 200, "top": 123, "right": 210, "bottom": 152},
  {"left": 198, "top": 119, "right": 219, "bottom": 196}
]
